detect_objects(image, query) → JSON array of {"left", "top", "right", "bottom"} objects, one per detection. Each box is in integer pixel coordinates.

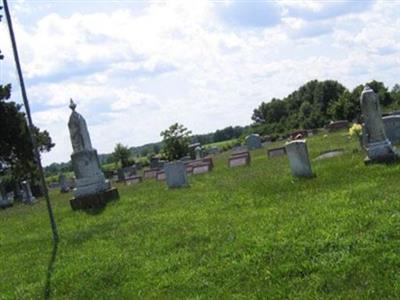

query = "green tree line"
[{"left": 252, "top": 79, "right": 400, "bottom": 135}]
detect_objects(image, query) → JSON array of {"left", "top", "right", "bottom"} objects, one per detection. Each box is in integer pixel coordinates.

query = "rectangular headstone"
[
  {"left": 229, "top": 151, "right": 250, "bottom": 167},
  {"left": 192, "top": 163, "right": 211, "bottom": 174},
  {"left": 165, "top": 162, "right": 189, "bottom": 188},
  {"left": 125, "top": 176, "right": 142, "bottom": 185},
  {"left": 285, "top": 140, "right": 313, "bottom": 177},
  {"left": 267, "top": 147, "right": 286, "bottom": 158},
  {"left": 143, "top": 169, "right": 160, "bottom": 179},
  {"left": 156, "top": 171, "right": 166, "bottom": 181},
  {"left": 383, "top": 115, "right": 400, "bottom": 145}
]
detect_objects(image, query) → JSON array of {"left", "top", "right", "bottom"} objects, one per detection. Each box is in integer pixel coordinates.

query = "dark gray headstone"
[
  {"left": 0, "top": 182, "right": 12, "bottom": 208},
  {"left": 165, "top": 162, "right": 188, "bottom": 188},
  {"left": 21, "top": 181, "right": 35, "bottom": 204},
  {"left": 361, "top": 86, "right": 397, "bottom": 163},
  {"left": 245, "top": 134, "right": 262, "bottom": 150},
  {"left": 383, "top": 115, "right": 400, "bottom": 145},
  {"left": 59, "top": 173, "right": 70, "bottom": 193}
]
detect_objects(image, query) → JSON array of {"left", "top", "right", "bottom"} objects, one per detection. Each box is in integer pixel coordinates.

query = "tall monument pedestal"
[
  {"left": 68, "top": 99, "right": 119, "bottom": 210},
  {"left": 361, "top": 86, "right": 398, "bottom": 164},
  {"left": 70, "top": 187, "right": 119, "bottom": 210}
]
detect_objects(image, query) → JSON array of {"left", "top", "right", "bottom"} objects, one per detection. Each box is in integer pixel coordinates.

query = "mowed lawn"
[{"left": 2, "top": 131, "right": 400, "bottom": 299}]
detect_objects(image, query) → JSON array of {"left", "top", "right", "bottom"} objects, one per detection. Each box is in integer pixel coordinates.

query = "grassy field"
[{"left": 2, "top": 131, "right": 400, "bottom": 299}]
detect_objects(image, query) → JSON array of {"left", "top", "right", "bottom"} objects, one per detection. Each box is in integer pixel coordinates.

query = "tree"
[
  {"left": 367, "top": 80, "right": 393, "bottom": 106},
  {"left": 160, "top": 123, "right": 192, "bottom": 161},
  {"left": 391, "top": 84, "right": 400, "bottom": 104},
  {"left": 0, "top": 84, "right": 54, "bottom": 181},
  {"left": 112, "top": 143, "right": 131, "bottom": 168}
]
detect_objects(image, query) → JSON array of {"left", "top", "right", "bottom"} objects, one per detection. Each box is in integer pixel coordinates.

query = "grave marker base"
[{"left": 70, "top": 187, "right": 119, "bottom": 210}]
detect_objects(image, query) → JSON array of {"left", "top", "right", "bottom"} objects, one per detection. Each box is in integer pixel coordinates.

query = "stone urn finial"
[{"left": 69, "top": 99, "right": 76, "bottom": 111}]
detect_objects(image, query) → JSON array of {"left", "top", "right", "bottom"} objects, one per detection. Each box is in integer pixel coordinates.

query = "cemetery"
[
  {"left": 3, "top": 120, "right": 400, "bottom": 298},
  {"left": 2, "top": 1, "right": 400, "bottom": 299}
]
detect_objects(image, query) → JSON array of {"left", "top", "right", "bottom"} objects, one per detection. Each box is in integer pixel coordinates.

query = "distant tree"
[
  {"left": 391, "top": 84, "right": 400, "bottom": 104},
  {"left": 252, "top": 80, "right": 346, "bottom": 132},
  {"left": 0, "top": 84, "right": 54, "bottom": 180},
  {"left": 153, "top": 144, "right": 160, "bottom": 154},
  {"left": 112, "top": 143, "right": 131, "bottom": 168},
  {"left": 160, "top": 123, "right": 192, "bottom": 161},
  {"left": 367, "top": 80, "right": 393, "bottom": 106}
]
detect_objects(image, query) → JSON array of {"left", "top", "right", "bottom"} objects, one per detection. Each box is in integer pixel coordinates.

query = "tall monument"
[
  {"left": 68, "top": 99, "right": 119, "bottom": 210},
  {"left": 360, "top": 86, "right": 397, "bottom": 163}
]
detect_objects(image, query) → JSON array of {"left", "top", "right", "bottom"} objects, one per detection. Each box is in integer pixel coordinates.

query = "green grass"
[
  {"left": 2, "top": 131, "right": 400, "bottom": 299},
  {"left": 204, "top": 138, "right": 238, "bottom": 149}
]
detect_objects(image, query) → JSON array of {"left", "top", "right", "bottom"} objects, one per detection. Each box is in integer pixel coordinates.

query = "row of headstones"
[
  {"left": 116, "top": 157, "right": 214, "bottom": 188},
  {"left": 229, "top": 140, "right": 312, "bottom": 177},
  {"left": 0, "top": 181, "right": 37, "bottom": 209}
]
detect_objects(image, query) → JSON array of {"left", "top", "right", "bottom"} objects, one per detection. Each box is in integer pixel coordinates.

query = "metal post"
[{"left": 3, "top": 0, "right": 59, "bottom": 242}]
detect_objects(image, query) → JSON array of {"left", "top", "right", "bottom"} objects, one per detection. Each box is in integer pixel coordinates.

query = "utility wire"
[{"left": 2, "top": 0, "right": 59, "bottom": 242}]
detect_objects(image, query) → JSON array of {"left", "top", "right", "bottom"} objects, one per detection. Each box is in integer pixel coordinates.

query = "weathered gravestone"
[
  {"left": 156, "top": 170, "right": 166, "bottom": 181},
  {"left": 59, "top": 173, "right": 69, "bottom": 193},
  {"left": 285, "top": 140, "right": 313, "bottom": 178},
  {"left": 68, "top": 100, "right": 119, "bottom": 210},
  {"left": 195, "top": 146, "right": 203, "bottom": 160},
  {"left": 125, "top": 175, "right": 142, "bottom": 185},
  {"left": 165, "top": 161, "right": 189, "bottom": 188},
  {"left": 207, "top": 146, "right": 220, "bottom": 155},
  {"left": 0, "top": 182, "right": 13, "bottom": 209},
  {"left": 229, "top": 150, "right": 251, "bottom": 167},
  {"left": 143, "top": 168, "right": 160, "bottom": 179},
  {"left": 325, "top": 120, "right": 349, "bottom": 132},
  {"left": 117, "top": 168, "right": 126, "bottom": 182},
  {"left": 150, "top": 157, "right": 164, "bottom": 169},
  {"left": 267, "top": 147, "right": 286, "bottom": 158},
  {"left": 245, "top": 134, "right": 262, "bottom": 150},
  {"left": 383, "top": 115, "right": 400, "bottom": 145},
  {"left": 360, "top": 86, "right": 397, "bottom": 163},
  {"left": 21, "top": 181, "right": 36, "bottom": 204}
]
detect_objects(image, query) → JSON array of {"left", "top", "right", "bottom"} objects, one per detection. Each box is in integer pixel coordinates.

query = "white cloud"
[{"left": 1, "top": 0, "right": 400, "bottom": 165}]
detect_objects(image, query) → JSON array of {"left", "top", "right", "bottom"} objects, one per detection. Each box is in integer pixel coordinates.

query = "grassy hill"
[{"left": 2, "top": 131, "right": 400, "bottom": 299}]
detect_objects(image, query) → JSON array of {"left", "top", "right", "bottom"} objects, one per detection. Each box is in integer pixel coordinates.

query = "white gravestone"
[
  {"left": 285, "top": 140, "right": 313, "bottom": 178},
  {"left": 21, "top": 181, "right": 35, "bottom": 203},
  {"left": 195, "top": 146, "right": 202, "bottom": 160},
  {"left": 361, "top": 86, "right": 397, "bottom": 163},
  {"left": 165, "top": 162, "right": 189, "bottom": 188}
]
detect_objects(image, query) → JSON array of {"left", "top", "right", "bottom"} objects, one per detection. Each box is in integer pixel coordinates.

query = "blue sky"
[{"left": 1, "top": 0, "right": 399, "bottom": 165}]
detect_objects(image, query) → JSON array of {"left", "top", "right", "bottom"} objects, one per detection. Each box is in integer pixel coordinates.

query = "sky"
[{"left": 1, "top": 0, "right": 399, "bottom": 165}]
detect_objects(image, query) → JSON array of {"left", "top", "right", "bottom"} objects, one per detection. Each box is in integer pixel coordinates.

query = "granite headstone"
[
  {"left": 360, "top": 86, "right": 397, "bottom": 163},
  {"left": 245, "top": 134, "right": 262, "bottom": 150},
  {"left": 165, "top": 161, "right": 189, "bottom": 188},
  {"left": 68, "top": 99, "right": 119, "bottom": 210},
  {"left": 285, "top": 140, "right": 313, "bottom": 177}
]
